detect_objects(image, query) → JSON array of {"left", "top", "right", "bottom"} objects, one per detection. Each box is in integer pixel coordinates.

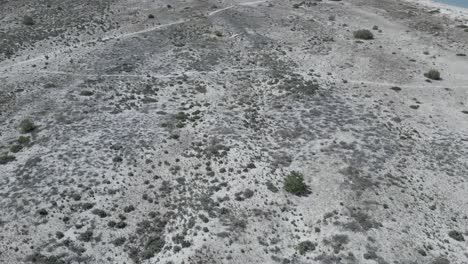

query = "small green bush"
[
  {"left": 424, "top": 69, "right": 441, "bottom": 80},
  {"left": 23, "top": 16, "right": 34, "bottom": 26},
  {"left": 353, "top": 29, "right": 374, "bottom": 40},
  {"left": 80, "top": 90, "right": 94, "bottom": 96},
  {"left": 142, "top": 236, "right": 165, "bottom": 259},
  {"left": 0, "top": 154, "right": 16, "bottom": 165},
  {"left": 18, "top": 136, "right": 30, "bottom": 145},
  {"left": 284, "top": 171, "right": 308, "bottom": 195},
  {"left": 78, "top": 230, "right": 93, "bottom": 242},
  {"left": 19, "top": 119, "right": 36, "bottom": 133},
  {"left": 448, "top": 230, "right": 465, "bottom": 241},
  {"left": 175, "top": 112, "right": 188, "bottom": 121},
  {"left": 296, "top": 240, "right": 315, "bottom": 255},
  {"left": 10, "top": 144, "right": 23, "bottom": 153}
]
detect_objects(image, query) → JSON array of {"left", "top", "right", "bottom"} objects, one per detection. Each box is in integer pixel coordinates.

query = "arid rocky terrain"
[{"left": 1, "top": 0, "right": 467, "bottom": 263}]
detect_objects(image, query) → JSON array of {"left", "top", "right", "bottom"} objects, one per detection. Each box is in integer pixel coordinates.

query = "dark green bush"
[
  {"left": 78, "top": 230, "right": 93, "bottom": 242},
  {"left": 424, "top": 69, "right": 441, "bottom": 80},
  {"left": 284, "top": 171, "right": 308, "bottom": 195},
  {"left": 10, "top": 144, "right": 22, "bottom": 153},
  {"left": 296, "top": 240, "right": 315, "bottom": 255},
  {"left": 80, "top": 90, "right": 94, "bottom": 96},
  {"left": 142, "top": 236, "right": 165, "bottom": 259},
  {"left": 19, "top": 119, "right": 36, "bottom": 133},
  {"left": 23, "top": 16, "right": 34, "bottom": 26},
  {"left": 448, "top": 230, "right": 464, "bottom": 241},
  {"left": 18, "top": 136, "right": 30, "bottom": 145},
  {"left": 353, "top": 29, "right": 374, "bottom": 40},
  {"left": 0, "top": 154, "right": 15, "bottom": 165}
]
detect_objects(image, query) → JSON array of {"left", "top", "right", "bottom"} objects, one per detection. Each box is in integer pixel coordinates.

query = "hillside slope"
[{"left": 1, "top": 0, "right": 467, "bottom": 263}]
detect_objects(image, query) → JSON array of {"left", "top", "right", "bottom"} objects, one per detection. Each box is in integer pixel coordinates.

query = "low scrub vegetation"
[
  {"left": 23, "top": 16, "right": 34, "bottom": 26},
  {"left": 424, "top": 69, "right": 441, "bottom": 80},
  {"left": 284, "top": 171, "right": 308, "bottom": 195},
  {"left": 0, "top": 153, "right": 15, "bottom": 165},
  {"left": 18, "top": 136, "right": 30, "bottom": 145},
  {"left": 80, "top": 90, "right": 94, "bottom": 96},
  {"left": 10, "top": 144, "right": 23, "bottom": 153},
  {"left": 296, "top": 240, "right": 315, "bottom": 255},
  {"left": 353, "top": 29, "right": 374, "bottom": 40},
  {"left": 19, "top": 119, "right": 36, "bottom": 134}
]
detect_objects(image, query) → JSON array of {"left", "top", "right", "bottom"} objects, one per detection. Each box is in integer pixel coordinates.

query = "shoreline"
[{"left": 405, "top": 0, "right": 468, "bottom": 20}]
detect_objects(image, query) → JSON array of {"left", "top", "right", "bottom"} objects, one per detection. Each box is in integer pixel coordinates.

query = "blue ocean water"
[{"left": 435, "top": 0, "right": 468, "bottom": 8}]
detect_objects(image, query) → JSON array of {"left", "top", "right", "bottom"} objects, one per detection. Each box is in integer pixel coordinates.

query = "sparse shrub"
[
  {"left": 284, "top": 171, "right": 308, "bottom": 195},
  {"left": 79, "top": 90, "right": 94, "bottom": 96},
  {"left": 23, "top": 16, "right": 34, "bottom": 26},
  {"left": 432, "top": 257, "right": 450, "bottom": 264},
  {"left": 44, "top": 83, "right": 57, "bottom": 89},
  {"left": 18, "top": 136, "right": 30, "bottom": 145},
  {"left": 424, "top": 69, "right": 441, "bottom": 80},
  {"left": 71, "top": 193, "right": 81, "bottom": 201},
  {"left": 296, "top": 240, "right": 315, "bottom": 255},
  {"left": 37, "top": 208, "right": 48, "bottom": 216},
  {"left": 0, "top": 153, "right": 15, "bottom": 165},
  {"left": 26, "top": 253, "right": 65, "bottom": 264},
  {"left": 448, "top": 230, "right": 465, "bottom": 241},
  {"left": 112, "top": 237, "right": 126, "bottom": 246},
  {"left": 124, "top": 205, "right": 135, "bottom": 213},
  {"left": 19, "top": 119, "right": 36, "bottom": 133},
  {"left": 56, "top": 231, "right": 64, "bottom": 239},
  {"left": 214, "top": 30, "right": 223, "bottom": 37},
  {"left": 10, "top": 144, "right": 22, "bottom": 153},
  {"left": 91, "top": 208, "right": 108, "bottom": 218},
  {"left": 113, "top": 156, "right": 123, "bottom": 162},
  {"left": 116, "top": 221, "right": 127, "bottom": 229},
  {"left": 81, "top": 202, "right": 94, "bottom": 210},
  {"left": 292, "top": 3, "right": 302, "bottom": 8},
  {"left": 243, "top": 189, "right": 254, "bottom": 198},
  {"left": 142, "top": 236, "right": 165, "bottom": 259},
  {"left": 266, "top": 181, "right": 279, "bottom": 193},
  {"left": 148, "top": 14, "right": 155, "bottom": 19},
  {"left": 175, "top": 112, "right": 188, "bottom": 121},
  {"left": 78, "top": 230, "right": 93, "bottom": 242},
  {"left": 353, "top": 29, "right": 374, "bottom": 40}
]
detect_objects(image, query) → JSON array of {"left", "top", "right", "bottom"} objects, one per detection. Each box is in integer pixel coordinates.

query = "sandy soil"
[{"left": 0, "top": 0, "right": 467, "bottom": 263}]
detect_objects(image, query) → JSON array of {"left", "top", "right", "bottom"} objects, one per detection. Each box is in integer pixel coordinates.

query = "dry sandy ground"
[{"left": 0, "top": 0, "right": 467, "bottom": 263}]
